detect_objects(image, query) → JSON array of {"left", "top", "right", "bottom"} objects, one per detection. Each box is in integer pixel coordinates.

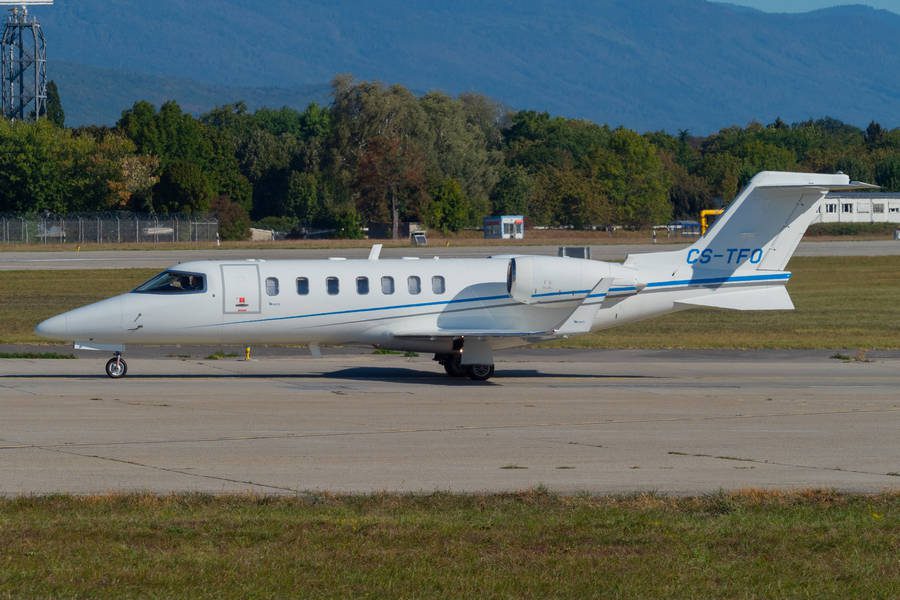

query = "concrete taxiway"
[
  {"left": 1, "top": 240, "right": 899, "bottom": 270},
  {"left": 1, "top": 349, "right": 897, "bottom": 495}
]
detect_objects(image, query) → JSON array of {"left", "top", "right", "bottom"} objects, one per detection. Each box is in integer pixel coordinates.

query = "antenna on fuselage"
[
  {"left": 1, "top": 1, "right": 52, "bottom": 121},
  {"left": 368, "top": 244, "right": 383, "bottom": 260}
]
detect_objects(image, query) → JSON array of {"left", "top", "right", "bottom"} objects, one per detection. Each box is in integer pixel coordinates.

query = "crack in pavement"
[
  {"left": 667, "top": 451, "right": 899, "bottom": 478},
  {"left": 0, "top": 382, "right": 38, "bottom": 396},
  {"left": 567, "top": 441, "right": 605, "bottom": 449},
  {"left": 31, "top": 444, "right": 309, "bottom": 495},
  {"left": 0, "top": 407, "right": 895, "bottom": 451}
]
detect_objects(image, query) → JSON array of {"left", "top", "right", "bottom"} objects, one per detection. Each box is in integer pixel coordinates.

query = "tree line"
[{"left": 1, "top": 76, "right": 898, "bottom": 240}]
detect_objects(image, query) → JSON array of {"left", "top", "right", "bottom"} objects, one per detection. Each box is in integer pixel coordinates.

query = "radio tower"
[{"left": 1, "top": 1, "right": 52, "bottom": 121}]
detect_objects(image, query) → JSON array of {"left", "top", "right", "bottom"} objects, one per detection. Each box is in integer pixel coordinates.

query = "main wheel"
[
  {"left": 467, "top": 364, "right": 495, "bottom": 381},
  {"left": 105, "top": 357, "right": 128, "bottom": 379},
  {"left": 442, "top": 355, "right": 467, "bottom": 377}
]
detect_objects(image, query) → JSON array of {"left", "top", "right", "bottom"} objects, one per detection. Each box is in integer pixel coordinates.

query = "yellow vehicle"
[{"left": 700, "top": 209, "right": 724, "bottom": 235}]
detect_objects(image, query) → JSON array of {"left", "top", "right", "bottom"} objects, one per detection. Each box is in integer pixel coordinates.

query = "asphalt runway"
[
  {"left": 1, "top": 240, "right": 899, "bottom": 270},
  {"left": 1, "top": 349, "right": 897, "bottom": 496}
]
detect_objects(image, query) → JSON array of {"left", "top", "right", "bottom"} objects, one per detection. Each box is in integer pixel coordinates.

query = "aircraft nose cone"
[{"left": 35, "top": 313, "right": 68, "bottom": 340}]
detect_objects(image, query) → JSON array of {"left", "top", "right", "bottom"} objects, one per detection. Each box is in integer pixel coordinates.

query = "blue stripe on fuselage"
[
  {"left": 645, "top": 272, "right": 791, "bottom": 288},
  {"left": 207, "top": 272, "right": 790, "bottom": 328},
  {"left": 531, "top": 289, "right": 591, "bottom": 298},
  {"left": 194, "top": 293, "right": 511, "bottom": 328}
]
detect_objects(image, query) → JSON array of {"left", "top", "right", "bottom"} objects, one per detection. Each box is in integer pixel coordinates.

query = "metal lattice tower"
[{"left": 1, "top": 1, "right": 52, "bottom": 121}]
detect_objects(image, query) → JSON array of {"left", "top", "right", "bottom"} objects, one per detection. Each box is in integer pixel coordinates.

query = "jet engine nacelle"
[{"left": 507, "top": 256, "right": 613, "bottom": 305}]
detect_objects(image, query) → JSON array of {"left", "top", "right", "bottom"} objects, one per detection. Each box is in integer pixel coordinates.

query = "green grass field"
[
  {"left": 1, "top": 256, "right": 898, "bottom": 348},
  {"left": 0, "top": 491, "right": 895, "bottom": 598}
]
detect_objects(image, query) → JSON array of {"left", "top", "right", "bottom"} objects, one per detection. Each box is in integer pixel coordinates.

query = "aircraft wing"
[
  {"left": 391, "top": 329, "right": 552, "bottom": 341},
  {"left": 392, "top": 278, "right": 612, "bottom": 341}
]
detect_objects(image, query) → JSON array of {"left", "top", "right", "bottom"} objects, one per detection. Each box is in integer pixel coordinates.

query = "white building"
[
  {"left": 814, "top": 193, "right": 900, "bottom": 224},
  {"left": 484, "top": 215, "right": 525, "bottom": 239}
]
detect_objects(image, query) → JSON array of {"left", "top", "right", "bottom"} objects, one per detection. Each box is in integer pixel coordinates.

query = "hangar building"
[{"left": 815, "top": 193, "right": 900, "bottom": 224}]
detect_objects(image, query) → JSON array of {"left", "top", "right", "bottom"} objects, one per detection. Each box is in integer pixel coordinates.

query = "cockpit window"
[{"left": 134, "top": 271, "right": 206, "bottom": 294}]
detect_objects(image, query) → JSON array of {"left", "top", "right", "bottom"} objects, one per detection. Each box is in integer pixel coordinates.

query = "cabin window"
[
  {"left": 296, "top": 277, "right": 309, "bottom": 295},
  {"left": 265, "top": 277, "right": 279, "bottom": 296},
  {"left": 381, "top": 276, "right": 395, "bottom": 294},
  {"left": 825, "top": 203, "right": 837, "bottom": 214},
  {"left": 408, "top": 276, "right": 421, "bottom": 295},
  {"left": 842, "top": 203, "right": 853, "bottom": 213},
  {"left": 432, "top": 275, "right": 445, "bottom": 294},
  {"left": 134, "top": 270, "right": 205, "bottom": 294},
  {"left": 326, "top": 277, "right": 340, "bottom": 295},
  {"left": 357, "top": 276, "right": 369, "bottom": 295},
  {"left": 873, "top": 203, "right": 885, "bottom": 214}
]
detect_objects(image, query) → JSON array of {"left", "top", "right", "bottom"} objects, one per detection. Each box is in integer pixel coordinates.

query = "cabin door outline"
[{"left": 221, "top": 264, "right": 261, "bottom": 314}]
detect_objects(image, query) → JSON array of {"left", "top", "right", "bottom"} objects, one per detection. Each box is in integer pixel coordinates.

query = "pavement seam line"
[
  {"left": 1, "top": 407, "right": 896, "bottom": 451},
  {"left": 31, "top": 445, "right": 309, "bottom": 495},
  {"left": 667, "top": 451, "right": 899, "bottom": 478},
  {"left": 0, "top": 382, "right": 38, "bottom": 396}
]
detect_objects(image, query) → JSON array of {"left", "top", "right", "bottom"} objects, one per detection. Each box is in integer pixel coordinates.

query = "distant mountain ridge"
[
  {"left": 52, "top": 62, "right": 331, "bottom": 129},
  {"left": 27, "top": 0, "right": 900, "bottom": 131}
]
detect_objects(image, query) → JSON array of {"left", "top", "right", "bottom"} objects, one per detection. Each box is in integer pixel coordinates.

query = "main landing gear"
[
  {"left": 434, "top": 354, "right": 495, "bottom": 381},
  {"left": 105, "top": 352, "right": 128, "bottom": 379}
]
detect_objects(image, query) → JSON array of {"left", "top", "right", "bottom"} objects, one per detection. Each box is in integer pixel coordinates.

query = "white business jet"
[{"left": 35, "top": 172, "right": 874, "bottom": 380}]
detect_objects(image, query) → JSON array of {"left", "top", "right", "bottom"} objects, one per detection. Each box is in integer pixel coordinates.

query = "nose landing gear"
[{"left": 105, "top": 352, "right": 128, "bottom": 379}]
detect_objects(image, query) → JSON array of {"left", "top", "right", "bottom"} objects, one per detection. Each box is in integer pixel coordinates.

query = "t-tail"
[{"left": 625, "top": 171, "right": 878, "bottom": 310}]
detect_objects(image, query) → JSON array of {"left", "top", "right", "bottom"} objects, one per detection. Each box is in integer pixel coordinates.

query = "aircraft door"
[{"left": 221, "top": 264, "right": 261, "bottom": 314}]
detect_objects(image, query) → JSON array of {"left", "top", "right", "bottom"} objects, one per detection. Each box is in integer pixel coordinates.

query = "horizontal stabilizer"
[{"left": 675, "top": 286, "right": 794, "bottom": 311}]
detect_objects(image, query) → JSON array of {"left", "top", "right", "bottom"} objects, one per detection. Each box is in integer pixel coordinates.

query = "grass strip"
[
  {"left": 0, "top": 490, "right": 896, "bottom": 598},
  {"left": 0, "top": 351, "right": 75, "bottom": 359},
  {"left": 204, "top": 351, "right": 240, "bottom": 360}
]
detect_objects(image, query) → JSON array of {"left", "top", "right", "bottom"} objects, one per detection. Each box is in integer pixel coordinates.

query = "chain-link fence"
[{"left": 0, "top": 214, "right": 219, "bottom": 245}]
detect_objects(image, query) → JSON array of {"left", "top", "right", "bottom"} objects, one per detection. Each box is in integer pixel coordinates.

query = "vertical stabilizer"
[{"left": 627, "top": 172, "right": 877, "bottom": 276}]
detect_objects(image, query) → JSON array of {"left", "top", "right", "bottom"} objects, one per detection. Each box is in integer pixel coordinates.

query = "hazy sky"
[{"left": 723, "top": 0, "right": 900, "bottom": 13}]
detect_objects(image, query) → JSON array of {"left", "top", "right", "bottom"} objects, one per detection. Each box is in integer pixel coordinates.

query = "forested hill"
[{"left": 33, "top": 0, "right": 900, "bottom": 131}]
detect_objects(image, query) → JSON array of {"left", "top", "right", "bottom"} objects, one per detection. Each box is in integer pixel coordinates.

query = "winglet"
[{"left": 368, "top": 244, "right": 383, "bottom": 260}]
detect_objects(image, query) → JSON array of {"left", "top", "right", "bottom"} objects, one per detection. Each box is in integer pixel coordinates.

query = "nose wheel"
[{"left": 105, "top": 353, "right": 128, "bottom": 379}]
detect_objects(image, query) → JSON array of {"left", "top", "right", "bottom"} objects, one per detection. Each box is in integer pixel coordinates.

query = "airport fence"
[{"left": 0, "top": 213, "right": 219, "bottom": 245}]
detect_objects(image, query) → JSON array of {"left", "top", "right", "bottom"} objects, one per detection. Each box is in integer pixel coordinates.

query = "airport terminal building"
[{"left": 815, "top": 192, "right": 900, "bottom": 224}]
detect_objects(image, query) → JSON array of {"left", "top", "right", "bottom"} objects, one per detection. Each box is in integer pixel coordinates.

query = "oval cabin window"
[
  {"left": 357, "top": 277, "right": 369, "bottom": 295},
  {"left": 432, "top": 276, "right": 445, "bottom": 294},
  {"left": 408, "top": 276, "right": 421, "bottom": 295},
  {"left": 381, "top": 276, "right": 395, "bottom": 295},
  {"left": 326, "top": 277, "right": 340, "bottom": 295},
  {"left": 265, "top": 277, "right": 279, "bottom": 296}
]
